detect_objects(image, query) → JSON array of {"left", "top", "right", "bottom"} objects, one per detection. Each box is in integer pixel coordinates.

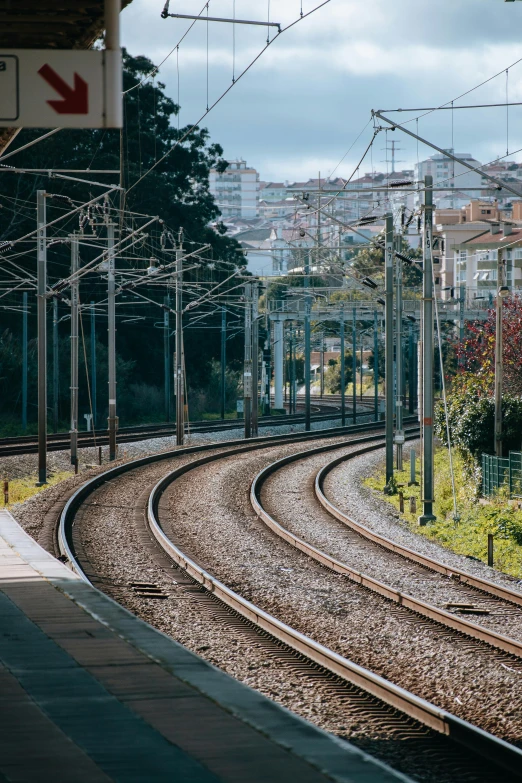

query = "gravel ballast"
[
  {"left": 159, "top": 441, "right": 522, "bottom": 745},
  {"left": 9, "top": 427, "right": 521, "bottom": 782},
  {"left": 323, "top": 444, "right": 522, "bottom": 598},
  {"left": 258, "top": 444, "right": 522, "bottom": 641}
]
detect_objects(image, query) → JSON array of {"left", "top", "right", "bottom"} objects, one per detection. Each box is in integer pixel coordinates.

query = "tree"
[
  {"left": 350, "top": 236, "right": 422, "bottom": 291},
  {"left": 457, "top": 295, "right": 522, "bottom": 395},
  {"left": 324, "top": 351, "right": 357, "bottom": 393},
  {"left": 0, "top": 51, "right": 247, "bottom": 431}
]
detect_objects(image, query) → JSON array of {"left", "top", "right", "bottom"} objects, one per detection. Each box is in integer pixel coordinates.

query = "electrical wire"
[{"left": 126, "top": 0, "right": 332, "bottom": 195}]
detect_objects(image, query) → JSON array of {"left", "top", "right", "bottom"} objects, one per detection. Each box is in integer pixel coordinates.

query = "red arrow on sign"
[{"left": 38, "top": 64, "right": 88, "bottom": 114}]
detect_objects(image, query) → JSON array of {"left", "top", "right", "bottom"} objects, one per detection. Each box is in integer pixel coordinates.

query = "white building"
[
  {"left": 454, "top": 222, "right": 522, "bottom": 304},
  {"left": 209, "top": 159, "right": 260, "bottom": 218},
  {"left": 414, "top": 151, "right": 482, "bottom": 208}
]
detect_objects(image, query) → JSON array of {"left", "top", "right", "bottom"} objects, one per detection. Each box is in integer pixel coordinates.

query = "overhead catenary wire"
[{"left": 126, "top": 0, "right": 332, "bottom": 195}]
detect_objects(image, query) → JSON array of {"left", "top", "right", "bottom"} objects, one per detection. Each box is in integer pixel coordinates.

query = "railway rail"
[
  {"left": 52, "top": 420, "right": 522, "bottom": 782},
  {"left": 251, "top": 440, "right": 522, "bottom": 659},
  {"left": 0, "top": 396, "right": 376, "bottom": 457}
]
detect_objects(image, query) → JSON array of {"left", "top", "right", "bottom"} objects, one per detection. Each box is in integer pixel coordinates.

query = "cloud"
[{"left": 121, "top": 0, "right": 522, "bottom": 181}]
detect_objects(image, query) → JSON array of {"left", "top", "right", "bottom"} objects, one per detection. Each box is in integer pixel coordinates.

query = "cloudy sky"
[{"left": 121, "top": 0, "right": 522, "bottom": 183}]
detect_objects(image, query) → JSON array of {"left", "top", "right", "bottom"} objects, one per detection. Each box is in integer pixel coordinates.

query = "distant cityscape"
[{"left": 209, "top": 155, "right": 522, "bottom": 301}]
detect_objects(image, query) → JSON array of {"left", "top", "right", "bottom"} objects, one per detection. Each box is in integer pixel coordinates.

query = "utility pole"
[
  {"left": 273, "top": 318, "right": 284, "bottom": 410},
  {"left": 395, "top": 234, "right": 404, "bottom": 470},
  {"left": 494, "top": 249, "right": 506, "bottom": 457},
  {"left": 289, "top": 326, "right": 294, "bottom": 414},
  {"left": 352, "top": 308, "right": 357, "bottom": 424},
  {"left": 107, "top": 222, "right": 118, "bottom": 461},
  {"left": 22, "top": 291, "right": 28, "bottom": 433},
  {"left": 292, "top": 325, "right": 297, "bottom": 413},
  {"left": 419, "top": 176, "right": 436, "bottom": 524},
  {"left": 374, "top": 310, "right": 379, "bottom": 422},
  {"left": 340, "top": 307, "right": 346, "bottom": 426},
  {"left": 164, "top": 295, "right": 171, "bottom": 422},
  {"left": 360, "top": 341, "right": 364, "bottom": 401},
  {"left": 264, "top": 326, "right": 271, "bottom": 417},
  {"left": 319, "top": 332, "right": 324, "bottom": 399},
  {"left": 70, "top": 235, "right": 79, "bottom": 470},
  {"left": 221, "top": 307, "right": 226, "bottom": 420},
  {"left": 175, "top": 234, "right": 184, "bottom": 446},
  {"left": 458, "top": 283, "right": 465, "bottom": 370},
  {"left": 384, "top": 213, "right": 394, "bottom": 490},
  {"left": 37, "top": 189, "right": 47, "bottom": 484},
  {"left": 52, "top": 297, "right": 59, "bottom": 433},
  {"left": 408, "top": 321, "right": 415, "bottom": 414},
  {"left": 243, "top": 282, "right": 252, "bottom": 438},
  {"left": 304, "top": 251, "right": 311, "bottom": 431},
  {"left": 251, "top": 282, "right": 259, "bottom": 437},
  {"left": 91, "top": 302, "right": 97, "bottom": 428}
]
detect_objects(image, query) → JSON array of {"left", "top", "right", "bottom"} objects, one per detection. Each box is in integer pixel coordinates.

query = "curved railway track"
[
  {"left": 0, "top": 396, "right": 376, "bottom": 457},
  {"left": 251, "top": 443, "right": 522, "bottom": 659},
  {"left": 53, "top": 422, "right": 522, "bottom": 782}
]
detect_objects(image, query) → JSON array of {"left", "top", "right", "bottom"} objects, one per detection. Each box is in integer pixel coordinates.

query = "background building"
[
  {"left": 414, "top": 150, "right": 482, "bottom": 208},
  {"left": 209, "top": 159, "right": 260, "bottom": 218}
]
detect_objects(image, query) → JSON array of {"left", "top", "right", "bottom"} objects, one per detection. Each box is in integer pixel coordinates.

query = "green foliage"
[
  {"left": 187, "top": 359, "right": 241, "bottom": 419},
  {"left": 324, "top": 351, "right": 356, "bottom": 393},
  {"left": 0, "top": 51, "right": 247, "bottom": 434},
  {"left": 350, "top": 236, "right": 422, "bottom": 291},
  {"left": 435, "top": 373, "right": 522, "bottom": 464},
  {"left": 366, "top": 448, "right": 522, "bottom": 578}
]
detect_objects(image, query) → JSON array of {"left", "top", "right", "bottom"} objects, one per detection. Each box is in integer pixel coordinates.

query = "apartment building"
[
  {"left": 209, "top": 159, "right": 260, "bottom": 218},
  {"left": 414, "top": 150, "right": 482, "bottom": 208},
  {"left": 453, "top": 222, "right": 522, "bottom": 304}
]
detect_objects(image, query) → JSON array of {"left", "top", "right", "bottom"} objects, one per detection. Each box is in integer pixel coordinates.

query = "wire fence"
[{"left": 482, "top": 451, "right": 522, "bottom": 498}]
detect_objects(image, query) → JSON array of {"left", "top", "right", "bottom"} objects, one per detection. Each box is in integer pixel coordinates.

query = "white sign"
[{"left": 0, "top": 49, "right": 122, "bottom": 128}]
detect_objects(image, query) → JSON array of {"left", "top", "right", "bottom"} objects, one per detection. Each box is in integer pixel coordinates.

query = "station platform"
[{"left": 0, "top": 509, "right": 411, "bottom": 783}]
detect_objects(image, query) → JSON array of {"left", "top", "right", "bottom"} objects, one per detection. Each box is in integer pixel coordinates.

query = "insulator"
[{"left": 50, "top": 193, "right": 73, "bottom": 204}]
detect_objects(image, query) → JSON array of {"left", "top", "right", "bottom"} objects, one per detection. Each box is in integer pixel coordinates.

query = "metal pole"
[
  {"left": 352, "top": 308, "right": 357, "bottom": 424},
  {"left": 221, "top": 307, "right": 226, "bottom": 420},
  {"left": 265, "top": 326, "right": 271, "bottom": 417},
  {"left": 107, "top": 222, "right": 118, "bottom": 461},
  {"left": 164, "top": 295, "right": 170, "bottom": 422},
  {"left": 458, "top": 283, "right": 465, "bottom": 370},
  {"left": 385, "top": 213, "right": 394, "bottom": 489},
  {"left": 340, "top": 308, "right": 346, "bottom": 426},
  {"left": 175, "top": 237, "right": 184, "bottom": 446},
  {"left": 288, "top": 326, "right": 292, "bottom": 413},
  {"left": 292, "top": 326, "right": 297, "bottom": 413},
  {"left": 91, "top": 301, "right": 97, "bottom": 428},
  {"left": 37, "top": 189, "right": 47, "bottom": 484},
  {"left": 70, "top": 235, "right": 79, "bottom": 469},
  {"left": 408, "top": 322, "right": 414, "bottom": 414},
  {"left": 52, "top": 297, "right": 59, "bottom": 433},
  {"left": 22, "top": 292, "right": 28, "bottom": 433},
  {"left": 419, "top": 176, "right": 436, "bottom": 524},
  {"left": 395, "top": 235, "right": 404, "bottom": 470},
  {"left": 251, "top": 282, "right": 259, "bottom": 437},
  {"left": 104, "top": 0, "right": 123, "bottom": 129},
  {"left": 360, "top": 341, "right": 363, "bottom": 402},
  {"left": 494, "top": 249, "right": 505, "bottom": 457},
  {"left": 319, "top": 332, "right": 324, "bottom": 399},
  {"left": 304, "top": 252, "right": 311, "bottom": 431},
  {"left": 374, "top": 310, "right": 379, "bottom": 422},
  {"left": 243, "top": 283, "right": 252, "bottom": 439},
  {"left": 273, "top": 319, "right": 284, "bottom": 410}
]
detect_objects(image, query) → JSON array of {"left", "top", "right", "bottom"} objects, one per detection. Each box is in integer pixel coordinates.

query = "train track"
[
  {"left": 251, "top": 439, "right": 522, "bottom": 659},
  {"left": 52, "top": 421, "right": 522, "bottom": 782},
  {"left": 0, "top": 398, "right": 376, "bottom": 458}
]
